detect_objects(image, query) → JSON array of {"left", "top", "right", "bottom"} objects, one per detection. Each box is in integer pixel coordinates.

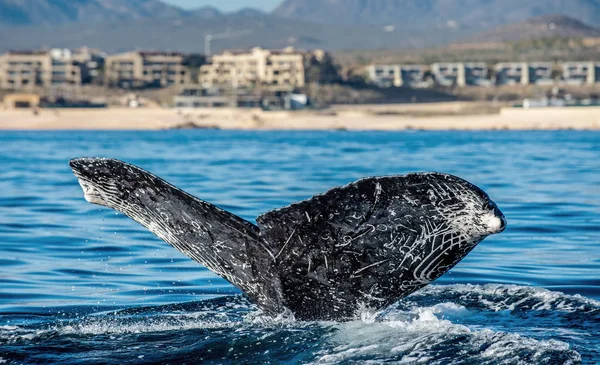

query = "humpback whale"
[{"left": 70, "top": 158, "right": 506, "bottom": 321}]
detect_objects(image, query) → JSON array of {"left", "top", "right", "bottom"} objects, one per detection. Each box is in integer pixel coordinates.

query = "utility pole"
[{"left": 204, "top": 29, "right": 253, "bottom": 57}]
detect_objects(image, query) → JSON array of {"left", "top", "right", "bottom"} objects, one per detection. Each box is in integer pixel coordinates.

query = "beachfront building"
[
  {"left": 402, "top": 65, "right": 428, "bottom": 88},
  {"left": 104, "top": 51, "right": 192, "bottom": 89},
  {"left": 0, "top": 50, "right": 51, "bottom": 89},
  {"left": 366, "top": 64, "right": 427, "bottom": 88},
  {"left": 68, "top": 47, "right": 106, "bottom": 84},
  {"left": 431, "top": 62, "right": 489, "bottom": 87},
  {"left": 0, "top": 49, "right": 92, "bottom": 90},
  {"left": 495, "top": 62, "right": 529, "bottom": 85},
  {"left": 494, "top": 62, "right": 557, "bottom": 85},
  {"left": 199, "top": 47, "right": 309, "bottom": 92},
  {"left": 528, "top": 62, "right": 554, "bottom": 85},
  {"left": 367, "top": 65, "right": 401, "bottom": 87},
  {"left": 562, "top": 62, "right": 599, "bottom": 85}
]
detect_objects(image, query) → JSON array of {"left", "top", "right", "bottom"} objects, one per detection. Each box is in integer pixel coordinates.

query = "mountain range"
[
  {"left": 0, "top": 0, "right": 185, "bottom": 25},
  {"left": 273, "top": 0, "right": 600, "bottom": 28},
  {"left": 468, "top": 14, "right": 600, "bottom": 43},
  {"left": 0, "top": 0, "right": 599, "bottom": 53}
]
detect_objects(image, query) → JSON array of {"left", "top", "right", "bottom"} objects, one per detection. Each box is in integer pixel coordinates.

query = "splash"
[{"left": 1, "top": 285, "right": 596, "bottom": 364}]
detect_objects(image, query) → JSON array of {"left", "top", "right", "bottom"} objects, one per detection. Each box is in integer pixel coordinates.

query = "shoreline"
[{"left": 0, "top": 103, "right": 598, "bottom": 131}]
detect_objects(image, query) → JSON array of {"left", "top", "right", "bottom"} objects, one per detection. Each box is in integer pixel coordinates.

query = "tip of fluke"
[
  {"left": 69, "top": 158, "right": 84, "bottom": 171},
  {"left": 69, "top": 158, "right": 115, "bottom": 206},
  {"left": 69, "top": 157, "right": 106, "bottom": 168},
  {"left": 69, "top": 157, "right": 127, "bottom": 175},
  {"left": 69, "top": 157, "right": 102, "bottom": 172}
]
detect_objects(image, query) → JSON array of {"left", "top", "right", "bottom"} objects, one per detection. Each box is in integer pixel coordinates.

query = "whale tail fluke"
[{"left": 71, "top": 158, "right": 505, "bottom": 321}]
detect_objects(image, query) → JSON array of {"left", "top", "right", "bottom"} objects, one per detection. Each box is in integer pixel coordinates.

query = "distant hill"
[
  {"left": 273, "top": 0, "right": 600, "bottom": 28},
  {"left": 1, "top": 0, "right": 600, "bottom": 53},
  {"left": 0, "top": 0, "right": 185, "bottom": 26},
  {"left": 0, "top": 12, "right": 469, "bottom": 54},
  {"left": 188, "top": 6, "right": 222, "bottom": 19},
  {"left": 6, "top": 0, "right": 600, "bottom": 29},
  {"left": 468, "top": 15, "right": 600, "bottom": 43},
  {"left": 233, "top": 8, "right": 268, "bottom": 17}
]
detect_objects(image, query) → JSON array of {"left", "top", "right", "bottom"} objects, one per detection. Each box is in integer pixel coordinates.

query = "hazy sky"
[{"left": 162, "top": 0, "right": 281, "bottom": 12}]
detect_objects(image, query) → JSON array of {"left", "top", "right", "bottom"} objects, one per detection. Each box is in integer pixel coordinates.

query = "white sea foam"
[
  {"left": 311, "top": 301, "right": 581, "bottom": 364},
  {"left": 58, "top": 317, "right": 232, "bottom": 335},
  {"left": 411, "top": 284, "right": 600, "bottom": 313},
  {"left": 0, "top": 326, "right": 19, "bottom": 331},
  {"left": 1, "top": 285, "right": 591, "bottom": 364}
]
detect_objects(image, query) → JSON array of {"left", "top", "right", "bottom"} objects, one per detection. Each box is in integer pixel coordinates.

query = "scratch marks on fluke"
[{"left": 70, "top": 158, "right": 506, "bottom": 321}]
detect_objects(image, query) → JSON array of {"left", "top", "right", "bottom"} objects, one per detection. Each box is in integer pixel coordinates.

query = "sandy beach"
[{"left": 0, "top": 102, "right": 598, "bottom": 131}]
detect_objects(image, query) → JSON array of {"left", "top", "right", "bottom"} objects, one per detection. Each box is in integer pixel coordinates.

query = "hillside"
[
  {"left": 0, "top": 0, "right": 185, "bottom": 26},
  {"left": 273, "top": 0, "right": 600, "bottom": 28},
  {"left": 187, "top": 6, "right": 222, "bottom": 19},
  {"left": 0, "top": 13, "right": 471, "bottom": 53},
  {"left": 1, "top": 0, "right": 599, "bottom": 53},
  {"left": 468, "top": 15, "right": 600, "bottom": 43}
]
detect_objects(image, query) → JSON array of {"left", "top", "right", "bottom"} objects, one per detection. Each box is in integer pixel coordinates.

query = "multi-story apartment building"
[
  {"left": 0, "top": 51, "right": 50, "bottom": 89},
  {"left": 431, "top": 62, "right": 489, "bottom": 87},
  {"left": 562, "top": 62, "right": 599, "bottom": 85},
  {"left": 199, "top": 47, "right": 308, "bottom": 92},
  {"left": 366, "top": 65, "right": 427, "bottom": 88},
  {"left": 495, "top": 62, "right": 529, "bottom": 85},
  {"left": 528, "top": 62, "right": 554, "bottom": 85},
  {"left": 68, "top": 47, "right": 106, "bottom": 84},
  {"left": 104, "top": 51, "right": 192, "bottom": 88},
  {"left": 367, "top": 65, "right": 402, "bottom": 87},
  {"left": 0, "top": 49, "right": 87, "bottom": 90},
  {"left": 401, "top": 65, "right": 428, "bottom": 88},
  {"left": 495, "top": 62, "right": 558, "bottom": 85}
]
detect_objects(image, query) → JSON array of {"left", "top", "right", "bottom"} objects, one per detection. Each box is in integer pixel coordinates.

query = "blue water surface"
[{"left": 0, "top": 130, "right": 598, "bottom": 364}]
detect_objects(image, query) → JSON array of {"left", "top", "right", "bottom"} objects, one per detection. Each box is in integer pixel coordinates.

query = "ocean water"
[{"left": 0, "top": 130, "right": 598, "bottom": 364}]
